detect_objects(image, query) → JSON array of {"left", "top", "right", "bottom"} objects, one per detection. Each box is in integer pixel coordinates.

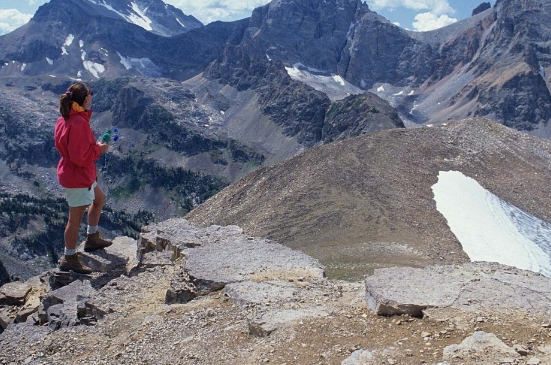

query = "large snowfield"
[{"left": 432, "top": 171, "right": 551, "bottom": 277}]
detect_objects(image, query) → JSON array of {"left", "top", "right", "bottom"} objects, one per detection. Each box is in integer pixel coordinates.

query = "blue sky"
[{"left": 0, "top": 0, "right": 496, "bottom": 36}]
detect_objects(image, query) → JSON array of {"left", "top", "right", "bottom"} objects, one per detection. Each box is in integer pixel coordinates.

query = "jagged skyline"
[{"left": 0, "top": 0, "right": 496, "bottom": 35}]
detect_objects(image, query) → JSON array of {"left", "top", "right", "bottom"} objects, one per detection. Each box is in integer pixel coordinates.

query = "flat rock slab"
[
  {"left": 141, "top": 218, "right": 325, "bottom": 286},
  {"left": 0, "top": 282, "right": 32, "bottom": 305},
  {"left": 223, "top": 281, "right": 298, "bottom": 306},
  {"left": 248, "top": 306, "right": 330, "bottom": 337},
  {"left": 364, "top": 262, "right": 551, "bottom": 317},
  {"left": 80, "top": 236, "right": 135, "bottom": 274}
]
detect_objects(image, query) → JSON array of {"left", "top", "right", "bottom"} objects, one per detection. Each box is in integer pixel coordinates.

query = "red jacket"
[{"left": 54, "top": 109, "right": 100, "bottom": 188}]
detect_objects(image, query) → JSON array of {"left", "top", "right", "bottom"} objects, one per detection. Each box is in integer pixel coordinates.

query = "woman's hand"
[{"left": 97, "top": 142, "right": 110, "bottom": 154}]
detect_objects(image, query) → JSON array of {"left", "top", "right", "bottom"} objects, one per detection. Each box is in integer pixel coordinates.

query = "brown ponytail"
[{"left": 59, "top": 83, "right": 90, "bottom": 119}]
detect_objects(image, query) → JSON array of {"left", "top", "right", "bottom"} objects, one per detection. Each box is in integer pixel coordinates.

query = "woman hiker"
[{"left": 54, "top": 82, "right": 112, "bottom": 274}]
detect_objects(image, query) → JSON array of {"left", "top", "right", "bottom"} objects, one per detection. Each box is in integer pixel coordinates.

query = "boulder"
[
  {"left": 364, "top": 262, "right": 551, "bottom": 317},
  {"left": 37, "top": 279, "right": 97, "bottom": 330}
]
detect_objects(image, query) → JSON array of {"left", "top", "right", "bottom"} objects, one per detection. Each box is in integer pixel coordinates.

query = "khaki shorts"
[{"left": 65, "top": 181, "right": 97, "bottom": 207}]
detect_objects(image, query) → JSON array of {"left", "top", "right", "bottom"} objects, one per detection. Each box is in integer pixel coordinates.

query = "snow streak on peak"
[
  {"left": 86, "top": 0, "right": 153, "bottom": 32},
  {"left": 432, "top": 171, "right": 551, "bottom": 277},
  {"left": 285, "top": 63, "right": 362, "bottom": 101}
]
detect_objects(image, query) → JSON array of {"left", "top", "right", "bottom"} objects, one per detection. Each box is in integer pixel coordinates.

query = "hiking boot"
[
  {"left": 58, "top": 253, "right": 93, "bottom": 274},
  {"left": 84, "top": 231, "right": 113, "bottom": 252}
]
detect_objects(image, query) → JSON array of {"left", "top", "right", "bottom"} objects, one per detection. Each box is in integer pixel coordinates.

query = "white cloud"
[
  {"left": 163, "top": 0, "right": 267, "bottom": 24},
  {"left": 412, "top": 11, "right": 457, "bottom": 31},
  {"left": 367, "top": 0, "right": 454, "bottom": 14},
  {"left": 366, "top": 0, "right": 457, "bottom": 31},
  {"left": 0, "top": 9, "right": 32, "bottom": 35}
]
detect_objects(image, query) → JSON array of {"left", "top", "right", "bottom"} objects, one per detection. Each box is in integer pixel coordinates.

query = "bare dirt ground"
[{"left": 1, "top": 263, "right": 550, "bottom": 365}]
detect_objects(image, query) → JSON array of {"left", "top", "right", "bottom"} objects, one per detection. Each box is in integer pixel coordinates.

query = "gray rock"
[
  {"left": 137, "top": 218, "right": 200, "bottom": 263},
  {"left": 223, "top": 281, "right": 297, "bottom": 306},
  {"left": 248, "top": 307, "right": 330, "bottom": 337},
  {"left": 443, "top": 331, "right": 518, "bottom": 361},
  {"left": 0, "top": 281, "right": 32, "bottom": 305},
  {"left": 14, "top": 305, "right": 38, "bottom": 324},
  {"left": 40, "top": 269, "right": 93, "bottom": 291},
  {"left": 165, "top": 245, "right": 242, "bottom": 304},
  {"left": 364, "top": 262, "right": 551, "bottom": 317},
  {"left": 0, "top": 310, "right": 10, "bottom": 330},
  {"left": 80, "top": 236, "right": 136, "bottom": 274},
  {"left": 513, "top": 344, "right": 529, "bottom": 356},
  {"left": 37, "top": 280, "right": 97, "bottom": 330},
  {"left": 41, "top": 238, "right": 137, "bottom": 292},
  {"left": 183, "top": 227, "right": 324, "bottom": 284},
  {"left": 341, "top": 349, "right": 376, "bottom": 365}
]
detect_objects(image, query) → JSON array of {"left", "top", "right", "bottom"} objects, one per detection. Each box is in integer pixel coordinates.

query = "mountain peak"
[
  {"left": 83, "top": 0, "right": 203, "bottom": 36},
  {"left": 31, "top": 0, "right": 203, "bottom": 37}
]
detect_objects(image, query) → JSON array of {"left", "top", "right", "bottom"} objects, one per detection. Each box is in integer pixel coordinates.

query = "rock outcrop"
[{"left": 364, "top": 262, "right": 551, "bottom": 317}]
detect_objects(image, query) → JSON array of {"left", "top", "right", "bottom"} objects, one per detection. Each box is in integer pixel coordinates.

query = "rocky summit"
[{"left": 1, "top": 218, "right": 551, "bottom": 365}]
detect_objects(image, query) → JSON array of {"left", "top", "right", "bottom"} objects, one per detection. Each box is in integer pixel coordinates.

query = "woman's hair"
[{"left": 59, "top": 83, "right": 90, "bottom": 119}]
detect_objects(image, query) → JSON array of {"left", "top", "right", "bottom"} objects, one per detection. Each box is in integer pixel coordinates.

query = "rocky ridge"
[
  {"left": 186, "top": 118, "right": 551, "bottom": 280},
  {"left": 1, "top": 218, "right": 551, "bottom": 364}
]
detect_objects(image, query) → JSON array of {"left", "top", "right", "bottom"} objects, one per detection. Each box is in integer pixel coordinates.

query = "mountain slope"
[{"left": 186, "top": 118, "right": 551, "bottom": 280}]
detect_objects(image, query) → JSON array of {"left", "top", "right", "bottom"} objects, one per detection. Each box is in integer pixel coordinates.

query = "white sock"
[
  {"left": 87, "top": 225, "right": 99, "bottom": 234},
  {"left": 64, "top": 248, "right": 77, "bottom": 256}
]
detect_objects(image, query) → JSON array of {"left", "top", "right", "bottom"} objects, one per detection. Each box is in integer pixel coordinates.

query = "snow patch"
[
  {"left": 46, "top": 57, "right": 53, "bottom": 65},
  {"left": 432, "top": 170, "right": 551, "bottom": 277},
  {"left": 285, "top": 63, "right": 362, "bottom": 101},
  {"left": 79, "top": 40, "right": 84, "bottom": 48},
  {"left": 64, "top": 34, "right": 75, "bottom": 46},
  {"left": 176, "top": 18, "right": 186, "bottom": 28},
  {"left": 347, "top": 22, "right": 354, "bottom": 37},
  {"left": 61, "top": 35, "right": 74, "bottom": 56},
  {"left": 21, "top": 64, "right": 26, "bottom": 72},
  {"left": 93, "top": 0, "right": 153, "bottom": 31},
  {"left": 117, "top": 52, "right": 162, "bottom": 77},
  {"left": 377, "top": 86, "right": 385, "bottom": 92},
  {"left": 127, "top": 2, "right": 153, "bottom": 31},
  {"left": 118, "top": 52, "right": 132, "bottom": 69},
  {"left": 83, "top": 61, "right": 105, "bottom": 79}
]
